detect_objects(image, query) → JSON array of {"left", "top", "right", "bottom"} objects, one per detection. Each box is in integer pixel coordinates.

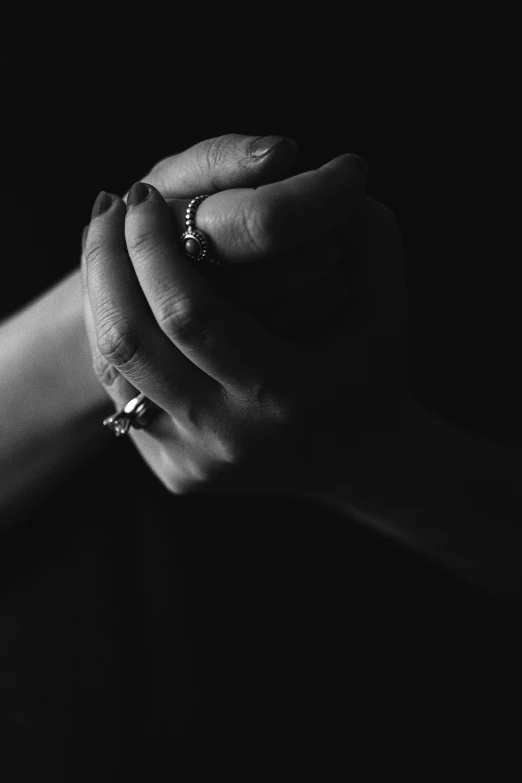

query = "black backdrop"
[{"left": 1, "top": 7, "right": 520, "bottom": 779}]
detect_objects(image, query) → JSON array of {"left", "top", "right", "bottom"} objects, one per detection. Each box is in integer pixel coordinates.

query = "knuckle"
[
  {"left": 156, "top": 289, "right": 215, "bottom": 346},
  {"left": 158, "top": 459, "right": 210, "bottom": 497},
  {"left": 126, "top": 227, "right": 161, "bottom": 258},
  {"left": 157, "top": 457, "right": 185, "bottom": 495},
  {"left": 84, "top": 239, "right": 106, "bottom": 269},
  {"left": 96, "top": 315, "right": 141, "bottom": 368},
  {"left": 204, "top": 134, "right": 237, "bottom": 177}
]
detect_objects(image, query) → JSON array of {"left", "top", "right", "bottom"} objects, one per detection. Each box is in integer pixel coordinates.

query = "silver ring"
[
  {"left": 180, "top": 195, "right": 225, "bottom": 267},
  {"left": 103, "top": 393, "right": 156, "bottom": 437}
]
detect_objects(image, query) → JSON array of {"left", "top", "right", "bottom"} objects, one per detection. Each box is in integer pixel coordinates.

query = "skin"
[
  {"left": 132, "top": 134, "right": 365, "bottom": 340},
  {"left": 82, "top": 147, "right": 405, "bottom": 503},
  {"left": 4, "top": 132, "right": 521, "bottom": 600},
  {"left": 2, "top": 134, "right": 362, "bottom": 525},
  {"left": 82, "top": 137, "right": 522, "bottom": 602}
]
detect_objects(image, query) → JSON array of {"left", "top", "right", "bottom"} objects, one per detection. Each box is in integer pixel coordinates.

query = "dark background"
[{"left": 1, "top": 7, "right": 520, "bottom": 779}]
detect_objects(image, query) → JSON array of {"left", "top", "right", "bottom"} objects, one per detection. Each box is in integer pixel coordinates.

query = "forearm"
[
  {"left": 0, "top": 269, "right": 112, "bottom": 528},
  {"left": 326, "top": 396, "right": 522, "bottom": 602}
]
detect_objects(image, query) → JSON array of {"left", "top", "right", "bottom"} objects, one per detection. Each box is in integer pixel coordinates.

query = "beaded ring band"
[{"left": 180, "top": 195, "right": 225, "bottom": 267}]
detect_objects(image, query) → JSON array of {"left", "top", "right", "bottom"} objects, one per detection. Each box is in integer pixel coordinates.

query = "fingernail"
[
  {"left": 127, "top": 182, "right": 151, "bottom": 208},
  {"left": 249, "top": 135, "right": 291, "bottom": 158},
  {"left": 353, "top": 155, "right": 369, "bottom": 178},
  {"left": 91, "top": 191, "right": 115, "bottom": 220}
]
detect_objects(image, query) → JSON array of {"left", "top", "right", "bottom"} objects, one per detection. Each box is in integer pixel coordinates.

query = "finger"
[
  {"left": 125, "top": 133, "right": 298, "bottom": 201},
  {"left": 124, "top": 182, "right": 277, "bottom": 388},
  {"left": 80, "top": 245, "right": 137, "bottom": 407},
  {"left": 222, "top": 234, "right": 342, "bottom": 313},
  {"left": 310, "top": 197, "right": 410, "bottom": 358},
  {"left": 254, "top": 267, "right": 350, "bottom": 340},
  {"left": 81, "top": 249, "right": 175, "bottom": 449},
  {"left": 84, "top": 191, "right": 220, "bottom": 417},
  {"left": 344, "top": 197, "right": 409, "bottom": 334},
  {"left": 165, "top": 152, "right": 368, "bottom": 265}
]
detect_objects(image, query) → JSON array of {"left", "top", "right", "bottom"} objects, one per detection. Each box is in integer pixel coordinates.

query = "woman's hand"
[
  {"left": 82, "top": 157, "right": 409, "bottom": 502},
  {"left": 85, "top": 134, "right": 368, "bottom": 340},
  {"left": 2, "top": 133, "right": 305, "bottom": 525}
]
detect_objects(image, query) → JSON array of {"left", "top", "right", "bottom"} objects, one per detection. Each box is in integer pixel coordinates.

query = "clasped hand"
[{"left": 82, "top": 134, "right": 410, "bottom": 504}]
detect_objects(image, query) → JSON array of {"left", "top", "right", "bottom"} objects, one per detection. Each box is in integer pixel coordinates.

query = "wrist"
[
  {"left": 320, "top": 391, "right": 522, "bottom": 601},
  {"left": 52, "top": 268, "right": 111, "bottom": 417},
  {"left": 303, "top": 393, "right": 415, "bottom": 524},
  {"left": 0, "top": 268, "right": 112, "bottom": 524}
]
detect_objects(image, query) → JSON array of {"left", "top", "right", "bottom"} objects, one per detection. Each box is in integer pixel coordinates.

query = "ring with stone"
[
  {"left": 180, "top": 195, "right": 225, "bottom": 267},
  {"left": 103, "top": 392, "right": 156, "bottom": 437}
]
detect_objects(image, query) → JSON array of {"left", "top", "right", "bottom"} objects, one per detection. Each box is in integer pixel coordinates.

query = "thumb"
[
  {"left": 125, "top": 133, "right": 298, "bottom": 201},
  {"left": 168, "top": 153, "right": 368, "bottom": 264}
]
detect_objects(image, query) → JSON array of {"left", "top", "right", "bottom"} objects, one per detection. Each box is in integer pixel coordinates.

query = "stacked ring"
[{"left": 103, "top": 393, "right": 156, "bottom": 437}]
